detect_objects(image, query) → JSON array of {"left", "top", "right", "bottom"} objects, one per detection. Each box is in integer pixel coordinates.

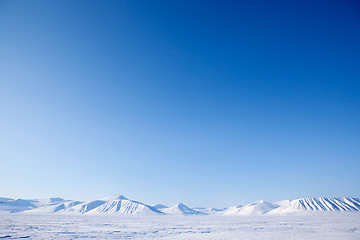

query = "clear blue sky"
[{"left": 1, "top": 0, "right": 359, "bottom": 208}]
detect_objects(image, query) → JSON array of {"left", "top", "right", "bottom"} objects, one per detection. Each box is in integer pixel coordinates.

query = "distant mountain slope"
[
  {"left": 0, "top": 199, "right": 37, "bottom": 213},
  {"left": 0, "top": 197, "right": 13, "bottom": 202},
  {"left": 193, "top": 207, "right": 227, "bottom": 214},
  {"left": 24, "top": 201, "right": 83, "bottom": 214},
  {"left": 153, "top": 204, "right": 168, "bottom": 210},
  {"left": 267, "top": 198, "right": 360, "bottom": 215},
  {"left": 162, "top": 203, "right": 206, "bottom": 215},
  {"left": 88, "top": 199, "right": 162, "bottom": 215},
  {"left": 61, "top": 195, "right": 163, "bottom": 215},
  {"left": 274, "top": 200, "right": 291, "bottom": 206},
  {"left": 0, "top": 197, "right": 68, "bottom": 213},
  {"left": 62, "top": 200, "right": 107, "bottom": 214},
  {"left": 224, "top": 201, "right": 278, "bottom": 215}
]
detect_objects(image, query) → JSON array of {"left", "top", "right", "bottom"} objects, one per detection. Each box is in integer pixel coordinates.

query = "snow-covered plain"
[
  {"left": 0, "top": 213, "right": 359, "bottom": 239},
  {"left": 1, "top": 196, "right": 359, "bottom": 239}
]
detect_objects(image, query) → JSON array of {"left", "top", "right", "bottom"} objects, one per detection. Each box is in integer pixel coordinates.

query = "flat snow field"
[{"left": 0, "top": 213, "right": 359, "bottom": 239}]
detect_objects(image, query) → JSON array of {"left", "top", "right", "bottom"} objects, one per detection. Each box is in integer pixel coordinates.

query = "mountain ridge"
[{"left": 1, "top": 196, "right": 359, "bottom": 215}]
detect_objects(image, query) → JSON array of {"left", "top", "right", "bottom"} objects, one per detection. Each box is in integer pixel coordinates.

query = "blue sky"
[{"left": 1, "top": 0, "right": 359, "bottom": 208}]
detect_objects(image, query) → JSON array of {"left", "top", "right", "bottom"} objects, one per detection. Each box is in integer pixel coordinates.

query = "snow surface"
[{"left": 0, "top": 213, "right": 359, "bottom": 239}]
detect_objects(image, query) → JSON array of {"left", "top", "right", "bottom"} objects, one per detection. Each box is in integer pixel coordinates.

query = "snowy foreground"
[
  {"left": 1, "top": 213, "right": 359, "bottom": 239},
  {"left": 1, "top": 196, "right": 359, "bottom": 239}
]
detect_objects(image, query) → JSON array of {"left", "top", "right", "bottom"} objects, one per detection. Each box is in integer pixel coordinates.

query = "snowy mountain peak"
[
  {"left": 250, "top": 200, "right": 265, "bottom": 205},
  {"left": 267, "top": 197, "right": 360, "bottom": 215},
  {"left": 101, "top": 195, "right": 128, "bottom": 202},
  {"left": 87, "top": 198, "right": 163, "bottom": 215},
  {"left": 177, "top": 203, "right": 187, "bottom": 208},
  {"left": 224, "top": 200, "right": 279, "bottom": 215}
]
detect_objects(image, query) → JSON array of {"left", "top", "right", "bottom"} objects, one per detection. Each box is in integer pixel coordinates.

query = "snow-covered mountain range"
[{"left": 1, "top": 196, "right": 359, "bottom": 215}]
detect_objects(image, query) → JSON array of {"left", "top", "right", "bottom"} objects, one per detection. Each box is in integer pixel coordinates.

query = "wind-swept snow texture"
[{"left": 1, "top": 214, "right": 359, "bottom": 239}]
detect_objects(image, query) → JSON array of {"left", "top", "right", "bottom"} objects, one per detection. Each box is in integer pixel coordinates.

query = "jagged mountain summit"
[{"left": 162, "top": 203, "right": 206, "bottom": 215}]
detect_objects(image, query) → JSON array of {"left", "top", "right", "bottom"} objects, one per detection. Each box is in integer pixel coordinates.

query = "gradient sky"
[{"left": 1, "top": 0, "right": 360, "bottom": 208}]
